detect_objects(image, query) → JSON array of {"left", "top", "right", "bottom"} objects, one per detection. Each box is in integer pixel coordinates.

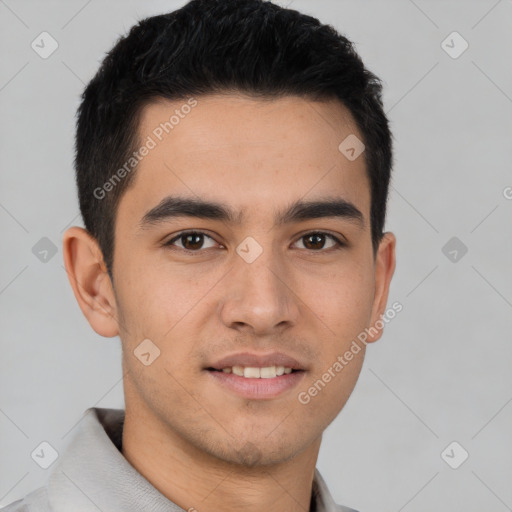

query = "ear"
[
  {"left": 366, "top": 231, "right": 396, "bottom": 343},
  {"left": 62, "top": 226, "right": 119, "bottom": 338}
]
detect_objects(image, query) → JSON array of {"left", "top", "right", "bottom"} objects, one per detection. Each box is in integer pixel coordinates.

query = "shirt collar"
[{"left": 46, "top": 407, "right": 354, "bottom": 512}]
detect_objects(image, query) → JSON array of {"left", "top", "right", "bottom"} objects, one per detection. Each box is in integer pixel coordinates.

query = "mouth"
[
  {"left": 206, "top": 366, "right": 303, "bottom": 378},
  {"left": 205, "top": 364, "right": 306, "bottom": 399}
]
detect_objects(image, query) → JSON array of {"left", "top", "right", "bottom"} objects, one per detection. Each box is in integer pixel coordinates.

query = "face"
[{"left": 99, "top": 94, "right": 394, "bottom": 466}]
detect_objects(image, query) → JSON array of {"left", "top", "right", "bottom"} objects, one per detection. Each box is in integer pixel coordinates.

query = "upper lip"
[{"left": 207, "top": 352, "right": 306, "bottom": 371}]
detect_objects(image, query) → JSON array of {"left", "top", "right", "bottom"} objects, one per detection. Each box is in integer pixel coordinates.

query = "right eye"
[{"left": 163, "top": 230, "right": 220, "bottom": 253}]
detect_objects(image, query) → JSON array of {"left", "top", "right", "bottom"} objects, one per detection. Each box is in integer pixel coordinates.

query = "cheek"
[
  {"left": 300, "top": 260, "right": 375, "bottom": 340},
  {"left": 115, "top": 250, "right": 188, "bottom": 326},
  {"left": 114, "top": 254, "right": 224, "bottom": 362}
]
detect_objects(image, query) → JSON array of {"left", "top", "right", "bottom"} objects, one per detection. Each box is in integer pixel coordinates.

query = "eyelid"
[
  {"left": 164, "top": 229, "right": 346, "bottom": 252},
  {"left": 164, "top": 230, "right": 221, "bottom": 250},
  {"left": 295, "top": 229, "right": 347, "bottom": 246},
  {"left": 293, "top": 231, "right": 346, "bottom": 251}
]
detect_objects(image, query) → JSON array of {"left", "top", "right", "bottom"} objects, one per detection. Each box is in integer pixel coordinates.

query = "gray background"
[{"left": 1, "top": 1, "right": 511, "bottom": 510}]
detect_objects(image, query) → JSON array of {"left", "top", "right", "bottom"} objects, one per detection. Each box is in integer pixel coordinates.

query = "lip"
[
  {"left": 207, "top": 351, "right": 306, "bottom": 371},
  {"left": 206, "top": 368, "right": 306, "bottom": 400}
]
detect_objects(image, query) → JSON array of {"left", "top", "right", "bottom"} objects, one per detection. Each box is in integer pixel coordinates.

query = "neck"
[{"left": 121, "top": 402, "right": 322, "bottom": 512}]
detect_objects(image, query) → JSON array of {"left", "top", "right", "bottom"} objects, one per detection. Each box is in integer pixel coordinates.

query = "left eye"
[
  {"left": 294, "top": 232, "right": 344, "bottom": 251},
  {"left": 164, "top": 231, "right": 345, "bottom": 253}
]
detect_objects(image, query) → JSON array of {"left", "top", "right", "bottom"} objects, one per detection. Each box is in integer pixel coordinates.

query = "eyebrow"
[{"left": 138, "top": 195, "right": 365, "bottom": 230}]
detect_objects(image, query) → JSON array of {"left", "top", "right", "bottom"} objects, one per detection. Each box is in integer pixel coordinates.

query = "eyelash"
[{"left": 163, "top": 230, "right": 346, "bottom": 255}]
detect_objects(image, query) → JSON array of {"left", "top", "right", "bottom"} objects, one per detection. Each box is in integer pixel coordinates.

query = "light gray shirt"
[{"left": 1, "top": 408, "right": 359, "bottom": 512}]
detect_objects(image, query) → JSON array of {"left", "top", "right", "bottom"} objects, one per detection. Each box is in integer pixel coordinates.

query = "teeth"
[
  {"left": 220, "top": 365, "right": 295, "bottom": 378},
  {"left": 260, "top": 366, "right": 276, "bottom": 378},
  {"left": 232, "top": 365, "right": 244, "bottom": 376},
  {"left": 244, "top": 367, "right": 261, "bottom": 378}
]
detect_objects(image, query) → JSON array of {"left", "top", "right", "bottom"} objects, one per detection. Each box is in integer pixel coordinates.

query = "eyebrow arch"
[{"left": 138, "top": 195, "right": 365, "bottom": 230}]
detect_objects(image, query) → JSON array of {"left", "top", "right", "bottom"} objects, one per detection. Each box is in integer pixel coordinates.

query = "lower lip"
[{"left": 206, "top": 370, "right": 306, "bottom": 399}]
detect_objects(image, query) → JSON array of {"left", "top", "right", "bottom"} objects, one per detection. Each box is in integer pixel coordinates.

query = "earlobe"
[
  {"left": 366, "top": 231, "right": 397, "bottom": 343},
  {"left": 62, "top": 227, "right": 120, "bottom": 338}
]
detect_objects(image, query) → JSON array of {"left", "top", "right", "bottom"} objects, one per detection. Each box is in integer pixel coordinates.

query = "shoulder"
[{"left": 0, "top": 487, "right": 52, "bottom": 512}]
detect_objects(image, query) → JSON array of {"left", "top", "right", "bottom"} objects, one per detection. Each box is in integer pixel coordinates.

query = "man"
[{"left": 2, "top": 0, "right": 395, "bottom": 510}]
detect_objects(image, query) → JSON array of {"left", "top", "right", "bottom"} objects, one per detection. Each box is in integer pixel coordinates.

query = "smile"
[
  {"left": 209, "top": 365, "right": 296, "bottom": 378},
  {"left": 206, "top": 367, "right": 306, "bottom": 399}
]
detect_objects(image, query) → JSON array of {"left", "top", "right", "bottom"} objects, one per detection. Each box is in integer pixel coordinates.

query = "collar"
[{"left": 46, "top": 407, "right": 356, "bottom": 512}]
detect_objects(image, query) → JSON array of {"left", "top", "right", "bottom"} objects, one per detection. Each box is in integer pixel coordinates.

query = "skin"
[{"left": 63, "top": 93, "right": 396, "bottom": 512}]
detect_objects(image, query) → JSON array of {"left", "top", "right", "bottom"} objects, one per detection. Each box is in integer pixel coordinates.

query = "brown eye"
[
  {"left": 165, "top": 231, "right": 217, "bottom": 251},
  {"left": 294, "top": 232, "right": 345, "bottom": 251},
  {"left": 164, "top": 230, "right": 345, "bottom": 254}
]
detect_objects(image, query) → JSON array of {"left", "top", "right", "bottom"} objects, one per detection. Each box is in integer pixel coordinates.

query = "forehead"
[
  {"left": 120, "top": 93, "right": 370, "bottom": 227},
  {"left": 138, "top": 93, "right": 362, "bottom": 157}
]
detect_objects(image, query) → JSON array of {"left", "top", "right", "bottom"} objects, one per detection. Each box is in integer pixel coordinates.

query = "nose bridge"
[{"left": 236, "top": 234, "right": 287, "bottom": 303}]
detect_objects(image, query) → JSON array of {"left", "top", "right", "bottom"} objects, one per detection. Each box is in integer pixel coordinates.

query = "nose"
[{"left": 218, "top": 245, "right": 301, "bottom": 336}]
